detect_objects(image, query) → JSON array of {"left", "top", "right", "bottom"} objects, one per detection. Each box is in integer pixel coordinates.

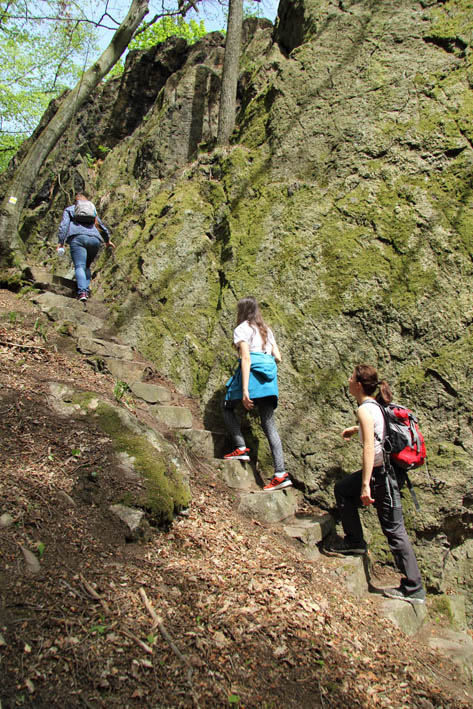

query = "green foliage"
[
  {"left": 107, "top": 16, "right": 207, "bottom": 79},
  {"left": 33, "top": 316, "right": 48, "bottom": 341},
  {"left": 131, "top": 16, "right": 207, "bottom": 50},
  {"left": 0, "top": 0, "right": 98, "bottom": 171}
]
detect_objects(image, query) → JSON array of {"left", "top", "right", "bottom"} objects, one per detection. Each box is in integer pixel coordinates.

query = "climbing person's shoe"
[
  {"left": 78, "top": 291, "right": 88, "bottom": 303},
  {"left": 263, "top": 473, "right": 293, "bottom": 491},
  {"left": 324, "top": 537, "right": 367, "bottom": 556},
  {"left": 383, "top": 586, "right": 426, "bottom": 604},
  {"left": 223, "top": 447, "right": 250, "bottom": 461}
]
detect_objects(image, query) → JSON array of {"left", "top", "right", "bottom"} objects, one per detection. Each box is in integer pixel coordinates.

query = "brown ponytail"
[{"left": 376, "top": 380, "right": 393, "bottom": 406}]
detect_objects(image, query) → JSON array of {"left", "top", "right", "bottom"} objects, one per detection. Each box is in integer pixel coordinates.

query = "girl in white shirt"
[{"left": 223, "top": 296, "right": 292, "bottom": 491}]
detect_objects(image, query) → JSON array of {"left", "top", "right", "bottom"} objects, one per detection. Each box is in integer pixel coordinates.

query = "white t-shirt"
[
  {"left": 233, "top": 320, "right": 276, "bottom": 355},
  {"left": 358, "top": 399, "right": 385, "bottom": 467}
]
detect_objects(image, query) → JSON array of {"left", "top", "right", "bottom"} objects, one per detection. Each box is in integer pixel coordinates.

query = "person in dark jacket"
[
  {"left": 223, "top": 296, "right": 292, "bottom": 491},
  {"left": 57, "top": 193, "right": 115, "bottom": 302}
]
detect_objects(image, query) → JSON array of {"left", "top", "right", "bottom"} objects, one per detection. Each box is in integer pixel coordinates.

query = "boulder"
[
  {"left": 215, "top": 459, "right": 259, "bottom": 491},
  {"left": 238, "top": 488, "right": 301, "bottom": 524},
  {"left": 109, "top": 504, "right": 151, "bottom": 542}
]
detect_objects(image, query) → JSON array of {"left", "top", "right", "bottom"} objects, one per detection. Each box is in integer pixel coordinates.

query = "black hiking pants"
[{"left": 334, "top": 466, "right": 423, "bottom": 594}]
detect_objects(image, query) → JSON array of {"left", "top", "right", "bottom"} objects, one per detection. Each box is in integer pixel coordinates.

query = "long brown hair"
[
  {"left": 354, "top": 364, "right": 393, "bottom": 404},
  {"left": 236, "top": 296, "right": 269, "bottom": 349}
]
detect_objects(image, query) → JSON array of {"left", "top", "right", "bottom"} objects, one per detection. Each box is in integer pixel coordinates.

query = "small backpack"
[{"left": 74, "top": 200, "right": 96, "bottom": 225}]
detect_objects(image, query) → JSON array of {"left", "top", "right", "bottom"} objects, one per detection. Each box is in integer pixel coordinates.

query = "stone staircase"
[{"left": 29, "top": 277, "right": 473, "bottom": 679}]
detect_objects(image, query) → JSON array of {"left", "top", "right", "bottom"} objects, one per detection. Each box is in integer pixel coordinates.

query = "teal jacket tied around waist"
[{"left": 225, "top": 352, "right": 279, "bottom": 407}]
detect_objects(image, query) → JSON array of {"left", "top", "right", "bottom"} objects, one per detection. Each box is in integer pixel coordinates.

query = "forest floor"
[{"left": 0, "top": 288, "right": 472, "bottom": 708}]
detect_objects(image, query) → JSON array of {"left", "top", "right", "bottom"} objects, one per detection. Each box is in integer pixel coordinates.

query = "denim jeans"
[
  {"left": 69, "top": 234, "right": 101, "bottom": 293},
  {"left": 222, "top": 396, "right": 285, "bottom": 473}
]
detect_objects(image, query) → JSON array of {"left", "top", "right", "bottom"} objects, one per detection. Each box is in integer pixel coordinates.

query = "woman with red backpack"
[{"left": 325, "top": 364, "right": 425, "bottom": 604}]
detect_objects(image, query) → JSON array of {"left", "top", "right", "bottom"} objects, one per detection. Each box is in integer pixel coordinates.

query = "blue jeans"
[
  {"left": 222, "top": 397, "right": 285, "bottom": 473},
  {"left": 69, "top": 234, "right": 101, "bottom": 293}
]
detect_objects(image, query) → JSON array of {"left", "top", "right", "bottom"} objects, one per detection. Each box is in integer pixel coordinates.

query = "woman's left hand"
[
  {"left": 242, "top": 393, "right": 254, "bottom": 410},
  {"left": 360, "top": 483, "right": 374, "bottom": 506}
]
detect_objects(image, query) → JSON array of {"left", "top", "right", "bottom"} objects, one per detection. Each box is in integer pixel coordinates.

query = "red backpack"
[{"left": 383, "top": 403, "right": 426, "bottom": 470}]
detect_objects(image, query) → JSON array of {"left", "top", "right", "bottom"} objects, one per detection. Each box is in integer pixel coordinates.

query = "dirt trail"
[{"left": 0, "top": 289, "right": 471, "bottom": 708}]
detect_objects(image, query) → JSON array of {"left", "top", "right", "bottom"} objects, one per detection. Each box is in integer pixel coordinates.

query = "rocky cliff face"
[{"left": 18, "top": 1, "right": 473, "bottom": 619}]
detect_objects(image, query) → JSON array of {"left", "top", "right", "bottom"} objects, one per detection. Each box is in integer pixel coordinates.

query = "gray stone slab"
[
  {"left": 238, "top": 488, "right": 300, "bottom": 523},
  {"left": 28, "top": 267, "right": 75, "bottom": 296},
  {"left": 77, "top": 337, "right": 134, "bottom": 360},
  {"left": 379, "top": 598, "right": 427, "bottom": 636},
  {"left": 177, "top": 428, "right": 225, "bottom": 459},
  {"left": 105, "top": 358, "right": 148, "bottom": 384},
  {"left": 283, "top": 513, "right": 335, "bottom": 546},
  {"left": 333, "top": 555, "right": 370, "bottom": 598},
  {"left": 215, "top": 459, "right": 258, "bottom": 491},
  {"left": 428, "top": 627, "right": 473, "bottom": 681},
  {"left": 130, "top": 381, "right": 172, "bottom": 403},
  {"left": 32, "top": 292, "right": 104, "bottom": 331},
  {"left": 151, "top": 405, "right": 193, "bottom": 429}
]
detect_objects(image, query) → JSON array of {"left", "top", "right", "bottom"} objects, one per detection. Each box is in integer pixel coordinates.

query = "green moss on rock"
[{"left": 94, "top": 402, "right": 190, "bottom": 526}]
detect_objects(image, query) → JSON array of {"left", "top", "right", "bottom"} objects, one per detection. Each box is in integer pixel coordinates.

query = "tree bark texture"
[
  {"left": 216, "top": 0, "right": 243, "bottom": 146},
  {"left": 0, "top": 0, "right": 149, "bottom": 271}
]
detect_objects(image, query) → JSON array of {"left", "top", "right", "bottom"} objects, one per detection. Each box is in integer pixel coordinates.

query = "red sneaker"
[
  {"left": 223, "top": 447, "right": 250, "bottom": 461},
  {"left": 263, "top": 473, "right": 292, "bottom": 491}
]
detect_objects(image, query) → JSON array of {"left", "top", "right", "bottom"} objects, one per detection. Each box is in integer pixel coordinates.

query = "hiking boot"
[
  {"left": 223, "top": 447, "right": 250, "bottom": 461},
  {"left": 383, "top": 586, "right": 426, "bottom": 605},
  {"left": 263, "top": 473, "right": 293, "bottom": 491},
  {"left": 324, "top": 537, "right": 367, "bottom": 556}
]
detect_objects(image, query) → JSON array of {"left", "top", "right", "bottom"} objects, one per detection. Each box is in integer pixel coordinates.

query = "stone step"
[
  {"left": 380, "top": 597, "right": 427, "bottom": 636},
  {"left": 33, "top": 291, "right": 104, "bottom": 332},
  {"left": 282, "top": 513, "right": 335, "bottom": 547},
  {"left": 177, "top": 429, "right": 226, "bottom": 460},
  {"left": 331, "top": 555, "right": 371, "bottom": 598},
  {"left": 130, "top": 381, "right": 172, "bottom": 404},
  {"left": 214, "top": 459, "right": 259, "bottom": 491},
  {"left": 238, "top": 487, "right": 302, "bottom": 524},
  {"left": 151, "top": 405, "right": 193, "bottom": 429},
  {"left": 77, "top": 336, "right": 135, "bottom": 361},
  {"left": 28, "top": 267, "right": 75, "bottom": 297},
  {"left": 105, "top": 358, "right": 150, "bottom": 384}
]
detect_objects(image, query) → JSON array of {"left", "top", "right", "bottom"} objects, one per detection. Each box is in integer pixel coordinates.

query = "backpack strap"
[
  {"left": 359, "top": 399, "right": 393, "bottom": 472},
  {"left": 404, "top": 472, "right": 421, "bottom": 511}
]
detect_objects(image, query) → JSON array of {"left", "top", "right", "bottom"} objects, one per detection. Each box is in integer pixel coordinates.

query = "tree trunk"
[
  {"left": 0, "top": 0, "right": 149, "bottom": 272},
  {"left": 216, "top": 0, "right": 243, "bottom": 146}
]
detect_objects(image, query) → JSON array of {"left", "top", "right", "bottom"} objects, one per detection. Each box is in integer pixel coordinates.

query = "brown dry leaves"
[{"left": 0, "top": 290, "right": 471, "bottom": 708}]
